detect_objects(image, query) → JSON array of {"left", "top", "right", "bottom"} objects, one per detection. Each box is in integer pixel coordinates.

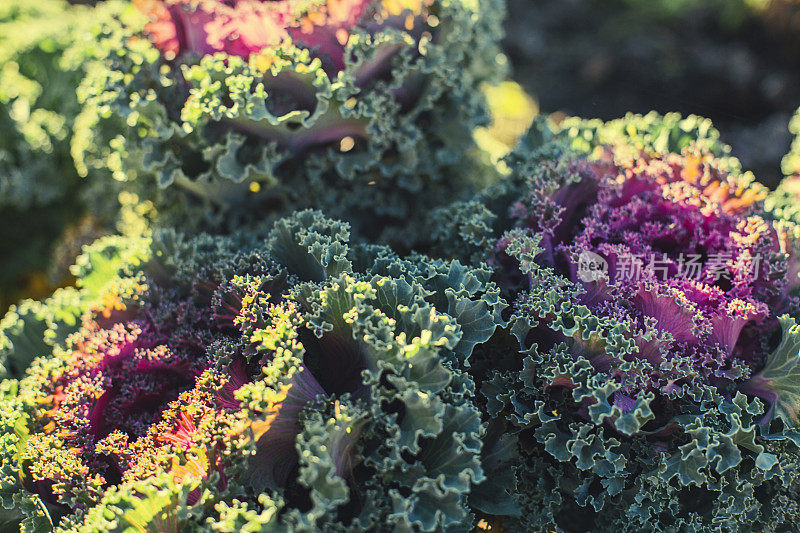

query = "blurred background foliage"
[
  {"left": 2, "top": 0, "right": 800, "bottom": 314},
  {"left": 0, "top": 0, "right": 109, "bottom": 313}
]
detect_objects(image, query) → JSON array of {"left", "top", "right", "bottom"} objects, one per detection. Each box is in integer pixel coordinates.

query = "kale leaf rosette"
[
  {"left": 0, "top": 210, "right": 514, "bottom": 531},
  {"left": 73, "top": 0, "right": 506, "bottom": 240},
  {"left": 430, "top": 119, "right": 800, "bottom": 530}
]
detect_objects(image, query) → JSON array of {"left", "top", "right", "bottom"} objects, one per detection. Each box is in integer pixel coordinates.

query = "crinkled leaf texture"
[
  {"left": 550, "top": 111, "right": 734, "bottom": 161},
  {"left": 74, "top": 0, "right": 506, "bottom": 245},
  {"left": 0, "top": 210, "right": 513, "bottom": 532},
  {"left": 0, "top": 234, "right": 150, "bottom": 379},
  {"left": 740, "top": 315, "right": 800, "bottom": 444},
  {"left": 425, "top": 115, "right": 800, "bottom": 532}
]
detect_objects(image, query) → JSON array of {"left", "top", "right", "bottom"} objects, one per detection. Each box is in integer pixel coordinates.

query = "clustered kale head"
[
  {"left": 73, "top": 0, "right": 506, "bottom": 242},
  {"left": 1, "top": 210, "right": 511, "bottom": 531},
  {"left": 428, "top": 118, "right": 800, "bottom": 530},
  {"left": 5, "top": 1, "right": 800, "bottom": 532}
]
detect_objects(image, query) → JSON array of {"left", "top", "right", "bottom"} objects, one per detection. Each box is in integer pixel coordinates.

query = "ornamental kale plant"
[
  {"left": 1, "top": 210, "right": 516, "bottom": 531},
  {"left": 428, "top": 119, "right": 800, "bottom": 530},
  {"left": 73, "top": 0, "right": 506, "bottom": 241}
]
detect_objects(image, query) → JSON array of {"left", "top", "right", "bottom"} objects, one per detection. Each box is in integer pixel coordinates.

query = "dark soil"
[{"left": 504, "top": 0, "right": 800, "bottom": 187}]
